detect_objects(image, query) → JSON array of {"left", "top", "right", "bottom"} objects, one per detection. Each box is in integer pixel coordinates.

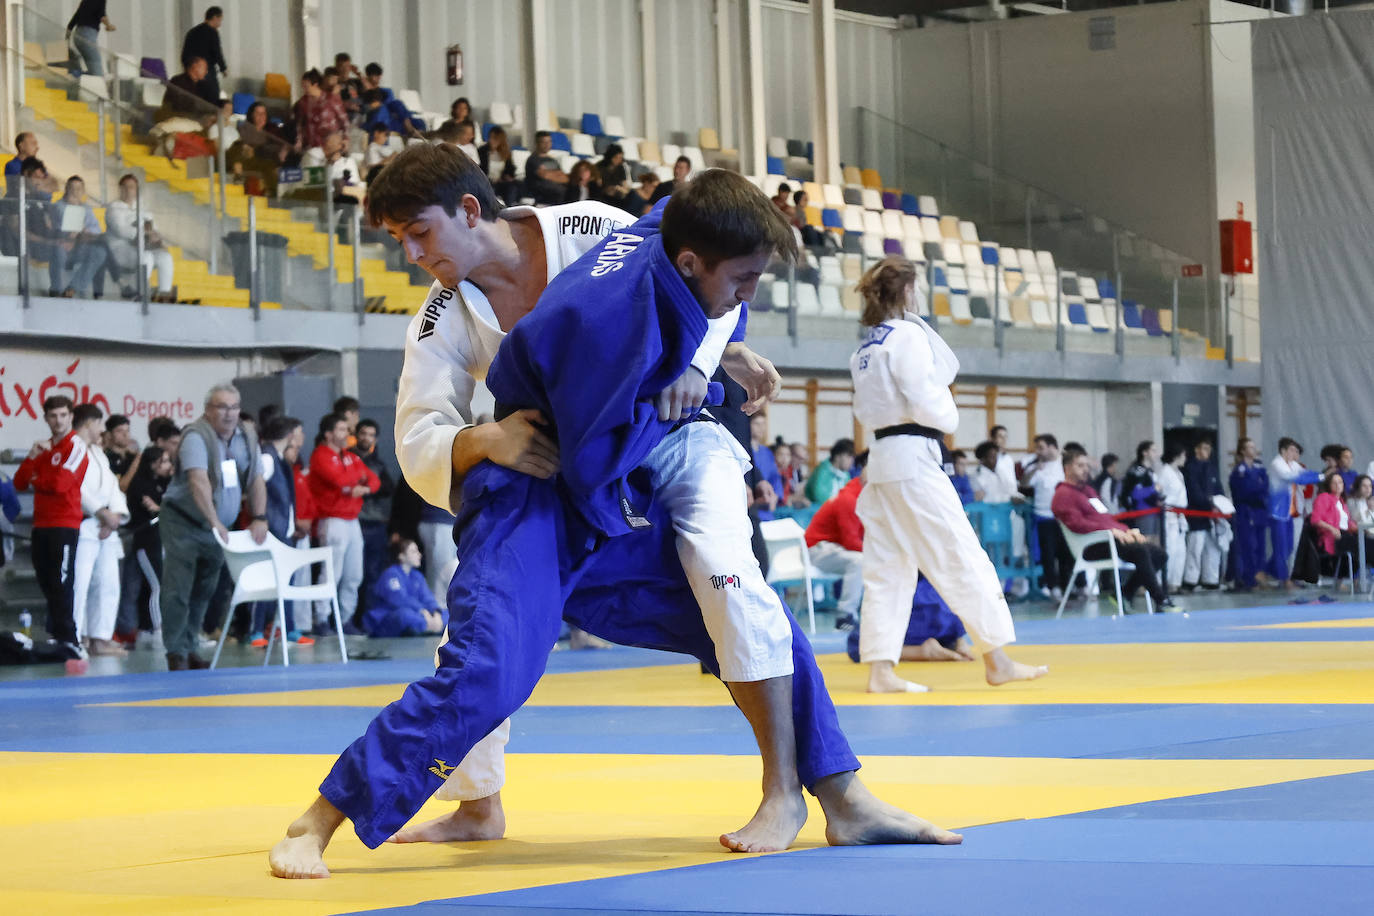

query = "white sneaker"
[
  {"left": 137, "top": 629, "right": 165, "bottom": 650},
  {"left": 1051, "top": 587, "right": 1064, "bottom": 601},
  {"left": 1011, "top": 579, "right": 1030, "bottom": 598}
]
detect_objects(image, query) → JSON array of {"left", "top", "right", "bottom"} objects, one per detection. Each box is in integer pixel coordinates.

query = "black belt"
[{"left": 874, "top": 423, "right": 943, "bottom": 440}]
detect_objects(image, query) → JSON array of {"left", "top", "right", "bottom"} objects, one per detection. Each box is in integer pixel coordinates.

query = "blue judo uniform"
[
  {"left": 847, "top": 577, "right": 965, "bottom": 663},
  {"left": 321, "top": 211, "right": 858, "bottom": 849},
  {"left": 1229, "top": 461, "right": 1269, "bottom": 588},
  {"left": 365, "top": 565, "right": 444, "bottom": 637}
]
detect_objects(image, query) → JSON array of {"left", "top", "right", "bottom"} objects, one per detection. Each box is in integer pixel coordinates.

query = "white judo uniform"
[
  {"left": 1157, "top": 463, "right": 1189, "bottom": 590},
  {"left": 395, "top": 201, "right": 792, "bottom": 802},
  {"left": 850, "top": 313, "right": 1017, "bottom": 663},
  {"left": 74, "top": 444, "right": 130, "bottom": 643}
]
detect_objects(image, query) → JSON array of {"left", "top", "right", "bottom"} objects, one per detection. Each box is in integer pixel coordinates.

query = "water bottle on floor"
[{"left": 18, "top": 610, "right": 32, "bottom": 637}]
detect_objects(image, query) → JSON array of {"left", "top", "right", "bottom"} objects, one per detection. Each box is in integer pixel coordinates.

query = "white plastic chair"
[
  {"left": 759, "top": 518, "right": 822, "bottom": 634},
  {"left": 210, "top": 530, "right": 345, "bottom": 668},
  {"left": 1055, "top": 523, "right": 1155, "bottom": 619},
  {"left": 488, "top": 101, "right": 514, "bottom": 125}
]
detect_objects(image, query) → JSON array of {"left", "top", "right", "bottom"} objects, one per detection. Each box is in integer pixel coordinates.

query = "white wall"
[
  {"left": 548, "top": 0, "right": 643, "bottom": 134},
  {"left": 652, "top": 0, "right": 719, "bottom": 143}
]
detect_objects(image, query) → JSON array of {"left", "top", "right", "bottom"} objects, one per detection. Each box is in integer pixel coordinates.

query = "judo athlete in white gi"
[
  {"left": 72, "top": 403, "right": 130, "bottom": 657},
  {"left": 269, "top": 152, "right": 957, "bottom": 879},
  {"left": 849, "top": 258, "right": 1049, "bottom": 694},
  {"left": 1157, "top": 445, "right": 1190, "bottom": 590}
]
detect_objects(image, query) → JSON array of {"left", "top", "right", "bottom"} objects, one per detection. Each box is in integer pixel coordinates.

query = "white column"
[
  {"left": 522, "top": 0, "right": 552, "bottom": 140},
  {"left": 0, "top": 1, "right": 20, "bottom": 153},
  {"left": 810, "top": 0, "right": 840, "bottom": 186},
  {"left": 739, "top": 0, "right": 766, "bottom": 177},
  {"left": 638, "top": 0, "right": 658, "bottom": 144},
  {"left": 713, "top": 0, "right": 732, "bottom": 151},
  {"left": 300, "top": 0, "right": 323, "bottom": 71}
]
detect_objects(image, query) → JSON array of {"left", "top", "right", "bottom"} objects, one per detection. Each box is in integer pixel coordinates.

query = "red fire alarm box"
[{"left": 1220, "top": 219, "right": 1252, "bottom": 274}]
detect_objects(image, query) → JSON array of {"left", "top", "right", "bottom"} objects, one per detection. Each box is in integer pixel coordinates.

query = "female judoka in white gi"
[{"left": 849, "top": 257, "right": 1049, "bottom": 694}]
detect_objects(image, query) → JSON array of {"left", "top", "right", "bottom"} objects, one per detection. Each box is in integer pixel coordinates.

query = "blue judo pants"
[
  {"left": 1268, "top": 515, "right": 1294, "bottom": 581},
  {"left": 320, "top": 464, "right": 860, "bottom": 849},
  {"left": 1231, "top": 505, "right": 1267, "bottom": 588}
]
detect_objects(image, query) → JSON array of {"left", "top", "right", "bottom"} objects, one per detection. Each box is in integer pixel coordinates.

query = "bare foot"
[
  {"left": 867, "top": 660, "right": 930, "bottom": 694},
  {"left": 388, "top": 795, "right": 506, "bottom": 843},
  {"left": 720, "top": 790, "right": 808, "bottom": 853},
  {"left": 814, "top": 771, "right": 962, "bottom": 847},
  {"left": 901, "top": 638, "right": 971, "bottom": 663},
  {"left": 269, "top": 795, "right": 343, "bottom": 879},
  {"left": 569, "top": 627, "right": 612, "bottom": 650},
  {"left": 983, "top": 648, "right": 1049, "bottom": 686}
]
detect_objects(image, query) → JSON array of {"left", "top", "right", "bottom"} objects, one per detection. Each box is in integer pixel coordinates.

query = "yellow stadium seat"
[
  {"left": 842, "top": 165, "right": 862, "bottom": 187},
  {"left": 698, "top": 127, "right": 720, "bottom": 151},
  {"left": 263, "top": 73, "right": 291, "bottom": 100},
  {"left": 860, "top": 168, "right": 882, "bottom": 189}
]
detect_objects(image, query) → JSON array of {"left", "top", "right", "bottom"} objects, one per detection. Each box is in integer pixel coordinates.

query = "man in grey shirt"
[{"left": 159, "top": 383, "right": 267, "bottom": 670}]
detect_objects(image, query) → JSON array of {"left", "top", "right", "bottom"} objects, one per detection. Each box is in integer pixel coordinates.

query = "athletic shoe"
[
  {"left": 1316, "top": 593, "right": 1338, "bottom": 604},
  {"left": 58, "top": 641, "right": 88, "bottom": 661},
  {"left": 1160, "top": 598, "right": 1184, "bottom": 613},
  {"left": 343, "top": 621, "right": 363, "bottom": 636},
  {"left": 249, "top": 632, "right": 268, "bottom": 648},
  {"left": 290, "top": 632, "right": 315, "bottom": 646},
  {"left": 186, "top": 653, "right": 210, "bottom": 670},
  {"left": 166, "top": 653, "right": 187, "bottom": 671}
]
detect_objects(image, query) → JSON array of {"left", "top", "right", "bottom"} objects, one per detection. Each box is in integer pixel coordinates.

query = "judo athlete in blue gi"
[
  {"left": 269, "top": 164, "right": 960, "bottom": 879},
  {"left": 365, "top": 539, "right": 447, "bottom": 637},
  {"left": 1229, "top": 438, "right": 1277, "bottom": 591}
]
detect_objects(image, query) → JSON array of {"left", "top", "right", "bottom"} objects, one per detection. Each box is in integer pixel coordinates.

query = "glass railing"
[
  {"left": 801, "top": 106, "right": 1225, "bottom": 363},
  {"left": 3, "top": 3, "right": 412, "bottom": 316}
]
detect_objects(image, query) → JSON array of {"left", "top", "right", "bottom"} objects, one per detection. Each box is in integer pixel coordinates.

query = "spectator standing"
[
  {"left": 158, "top": 384, "right": 267, "bottom": 670},
  {"left": 1026, "top": 433, "right": 1068, "bottom": 598},
  {"left": 124, "top": 445, "right": 173, "bottom": 646},
  {"left": 988, "top": 425, "right": 1020, "bottom": 494},
  {"left": 1157, "top": 444, "right": 1189, "bottom": 590},
  {"left": 805, "top": 438, "right": 856, "bottom": 504},
  {"left": 105, "top": 174, "right": 176, "bottom": 300},
  {"left": 748, "top": 414, "right": 784, "bottom": 499},
  {"left": 1092, "top": 453, "right": 1122, "bottom": 514},
  {"left": 104, "top": 413, "right": 144, "bottom": 644},
  {"left": 415, "top": 496, "right": 458, "bottom": 609},
  {"left": 102, "top": 413, "right": 137, "bottom": 482},
  {"left": 1269, "top": 437, "right": 1319, "bottom": 584},
  {"left": 308, "top": 412, "right": 380, "bottom": 634},
  {"left": 366, "top": 540, "right": 446, "bottom": 637},
  {"left": 805, "top": 475, "right": 866, "bottom": 625},
  {"left": 1052, "top": 448, "right": 1175, "bottom": 612},
  {"left": 181, "top": 7, "right": 227, "bottom": 106},
  {"left": 1120, "top": 440, "right": 1163, "bottom": 540},
  {"left": 972, "top": 441, "right": 1019, "bottom": 503},
  {"left": 352, "top": 419, "right": 395, "bottom": 618},
  {"left": 477, "top": 126, "right": 519, "bottom": 203},
  {"left": 1182, "top": 438, "right": 1225, "bottom": 590},
  {"left": 1229, "top": 437, "right": 1273, "bottom": 591},
  {"left": 66, "top": 0, "right": 115, "bottom": 77},
  {"left": 649, "top": 155, "right": 692, "bottom": 204},
  {"left": 294, "top": 69, "right": 349, "bottom": 153},
  {"left": 248, "top": 415, "right": 313, "bottom": 647},
  {"left": 71, "top": 403, "right": 129, "bottom": 656},
  {"left": 13, "top": 396, "right": 87, "bottom": 658}
]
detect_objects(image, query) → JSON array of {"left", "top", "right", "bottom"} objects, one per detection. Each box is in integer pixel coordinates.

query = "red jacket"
[
  {"left": 13, "top": 430, "right": 88, "bottom": 529},
  {"left": 1051, "top": 480, "right": 1127, "bottom": 535},
  {"left": 805, "top": 477, "right": 865, "bottom": 552},
  {"left": 308, "top": 444, "right": 380, "bottom": 520},
  {"left": 294, "top": 464, "right": 316, "bottom": 524}
]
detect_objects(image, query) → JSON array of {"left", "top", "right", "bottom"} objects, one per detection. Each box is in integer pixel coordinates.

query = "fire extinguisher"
[{"left": 446, "top": 44, "right": 463, "bottom": 86}]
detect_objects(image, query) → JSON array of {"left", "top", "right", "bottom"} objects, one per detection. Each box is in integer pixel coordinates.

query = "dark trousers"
[
  {"left": 31, "top": 526, "right": 79, "bottom": 645},
  {"left": 1085, "top": 539, "right": 1168, "bottom": 604},
  {"left": 358, "top": 519, "right": 389, "bottom": 618},
  {"left": 158, "top": 508, "right": 226, "bottom": 658},
  {"left": 114, "top": 534, "right": 144, "bottom": 634},
  {"left": 1036, "top": 517, "right": 1072, "bottom": 590}
]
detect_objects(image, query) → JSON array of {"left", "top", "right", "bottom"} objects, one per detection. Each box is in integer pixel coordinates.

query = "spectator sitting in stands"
[
  {"left": 180, "top": 6, "right": 227, "bottom": 106},
  {"left": 620, "top": 170, "right": 659, "bottom": 217},
  {"left": 562, "top": 159, "right": 601, "bottom": 204},
  {"left": 363, "top": 122, "right": 403, "bottom": 181},
  {"left": 7, "top": 160, "right": 75, "bottom": 297},
  {"left": 771, "top": 182, "right": 794, "bottom": 220},
  {"left": 749, "top": 414, "right": 784, "bottom": 499},
  {"left": 449, "top": 97, "right": 471, "bottom": 124},
  {"left": 477, "top": 125, "right": 519, "bottom": 203},
  {"left": 524, "top": 130, "right": 569, "bottom": 205},
  {"left": 4, "top": 131, "right": 38, "bottom": 195},
  {"left": 105, "top": 174, "right": 175, "bottom": 302},
  {"left": 1052, "top": 446, "right": 1175, "bottom": 612},
  {"left": 793, "top": 188, "right": 828, "bottom": 249},
  {"left": 1349, "top": 474, "right": 1374, "bottom": 529},
  {"left": 366, "top": 539, "right": 446, "bottom": 637},
  {"left": 156, "top": 55, "right": 218, "bottom": 129},
  {"left": 805, "top": 468, "right": 865, "bottom": 626},
  {"left": 360, "top": 62, "right": 392, "bottom": 102},
  {"left": 300, "top": 132, "right": 360, "bottom": 198},
  {"left": 948, "top": 449, "right": 976, "bottom": 506},
  {"left": 771, "top": 441, "right": 809, "bottom": 508},
  {"left": 360, "top": 88, "right": 423, "bottom": 142},
  {"left": 596, "top": 144, "right": 630, "bottom": 203},
  {"left": 805, "top": 438, "right": 855, "bottom": 504},
  {"left": 649, "top": 155, "right": 691, "bottom": 204},
  {"left": 430, "top": 119, "right": 479, "bottom": 162},
  {"left": 295, "top": 69, "right": 350, "bottom": 154},
  {"left": 228, "top": 103, "right": 292, "bottom": 191},
  {"left": 789, "top": 441, "right": 810, "bottom": 482},
  {"left": 334, "top": 53, "right": 363, "bottom": 109},
  {"left": 54, "top": 175, "right": 108, "bottom": 299}
]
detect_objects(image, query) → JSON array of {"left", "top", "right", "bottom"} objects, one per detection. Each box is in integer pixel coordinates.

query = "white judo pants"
[
  {"left": 855, "top": 438, "right": 1016, "bottom": 664},
  {"left": 418, "top": 519, "right": 459, "bottom": 607},
  {"left": 807, "top": 541, "right": 864, "bottom": 618},
  {"left": 318, "top": 516, "right": 364, "bottom": 625},
  {"left": 1184, "top": 528, "right": 1222, "bottom": 587},
  {"left": 1164, "top": 512, "right": 1188, "bottom": 590},
  {"left": 431, "top": 420, "right": 794, "bottom": 802},
  {"left": 73, "top": 517, "right": 123, "bottom": 642}
]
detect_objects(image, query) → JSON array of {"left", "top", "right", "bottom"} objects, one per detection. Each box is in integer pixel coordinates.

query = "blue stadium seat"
[
  {"left": 901, "top": 193, "right": 919, "bottom": 215},
  {"left": 931, "top": 263, "right": 949, "bottom": 288},
  {"left": 766, "top": 156, "right": 785, "bottom": 175},
  {"left": 1097, "top": 277, "right": 1118, "bottom": 299},
  {"left": 1067, "top": 303, "right": 1089, "bottom": 327},
  {"left": 550, "top": 131, "right": 572, "bottom": 152},
  {"left": 883, "top": 238, "right": 903, "bottom": 256},
  {"left": 581, "top": 113, "right": 604, "bottom": 136},
  {"left": 821, "top": 208, "right": 843, "bottom": 230},
  {"left": 1121, "top": 300, "right": 1145, "bottom": 329},
  {"left": 481, "top": 122, "right": 496, "bottom": 142},
  {"left": 232, "top": 92, "right": 255, "bottom": 115},
  {"left": 981, "top": 244, "right": 999, "bottom": 266}
]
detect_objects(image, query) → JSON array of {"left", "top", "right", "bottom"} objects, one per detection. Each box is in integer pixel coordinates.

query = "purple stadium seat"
[
  {"left": 881, "top": 191, "right": 900, "bottom": 210},
  {"left": 882, "top": 237, "right": 904, "bottom": 256}
]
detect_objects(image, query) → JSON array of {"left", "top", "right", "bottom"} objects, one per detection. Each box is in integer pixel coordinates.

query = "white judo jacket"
[{"left": 395, "top": 200, "right": 741, "bottom": 513}]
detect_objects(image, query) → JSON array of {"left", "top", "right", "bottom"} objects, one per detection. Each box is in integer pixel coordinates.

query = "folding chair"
[
  {"left": 1055, "top": 523, "right": 1155, "bottom": 618},
  {"left": 211, "top": 530, "right": 344, "bottom": 668}
]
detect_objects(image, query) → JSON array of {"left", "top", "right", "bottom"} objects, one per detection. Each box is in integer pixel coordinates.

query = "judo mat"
[{"left": 3, "top": 601, "right": 1373, "bottom": 915}]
